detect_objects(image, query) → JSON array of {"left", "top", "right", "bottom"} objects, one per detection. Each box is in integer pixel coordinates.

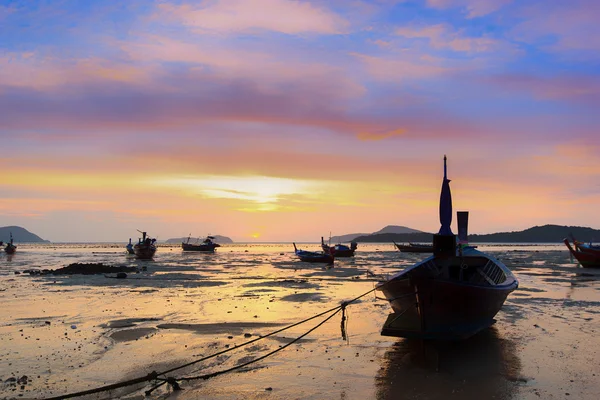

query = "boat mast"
[
  {"left": 433, "top": 155, "right": 456, "bottom": 256},
  {"left": 438, "top": 155, "right": 453, "bottom": 236}
]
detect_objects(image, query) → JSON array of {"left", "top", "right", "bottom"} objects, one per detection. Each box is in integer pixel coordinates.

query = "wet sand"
[{"left": 0, "top": 243, "right": 598, "bottom": 399}]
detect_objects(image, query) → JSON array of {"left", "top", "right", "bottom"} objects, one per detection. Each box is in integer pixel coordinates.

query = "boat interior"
[{"left": 408, "top": 256, "right": 509, "bottom": 286}]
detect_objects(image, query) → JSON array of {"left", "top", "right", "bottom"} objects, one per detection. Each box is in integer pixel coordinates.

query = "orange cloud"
[{"left": 357, "top": 128, "right": 407, "bottom": 141}]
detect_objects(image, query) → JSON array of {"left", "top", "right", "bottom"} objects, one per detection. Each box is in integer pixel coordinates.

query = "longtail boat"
[
  {"left": 321, "top": 237, "right": 356, "bottom": 257},
  {"left": 126, "top": 238, "right": 134, "bottom": 255},
  {"left": 376, "top": 156, "right": 518, "bottom": 340},
  {"left": 393, "top": 242, "right": 433, "bottom": 253},
  {"left": 4, "top": 233, "right": 16, "bottom": 254},
  {"left": 182, "top": 235, "right": 221, "bottom": 252},
  {"left": 134, "top": 231, "right": 157, "bottom": 260},
  {"left": 563, "top": 238, "right": 600, "bottom": 268},
  {"left": 293, "top": 243, "right": 334, "bottom": 264}
]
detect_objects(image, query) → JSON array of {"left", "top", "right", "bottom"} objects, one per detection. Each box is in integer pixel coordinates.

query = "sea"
[{"left": 0, "top": 242, "right": 598, "bottom": 399}]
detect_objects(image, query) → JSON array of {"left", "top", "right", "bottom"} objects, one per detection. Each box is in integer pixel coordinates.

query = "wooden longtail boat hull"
[
  {"left": 296, "top": 252, "right": 334, "bottom": 263},
  {"left": 134, "top": 245, "right": 156, "bottom": 260},
  {"left": 564, "top": 238, "right": 600, "bottom": 268},
  {"left": 393, "top": 242, "right": 433, "bottom": 253},
  {"left": 329, "top": 248, "right": 355, "bottom": 257},
  {"left": 294, "top": 242, "right": 334, "bottom": 263},
  {"left": 4, "top": 245, "right": 16, "bottom": 254},
  {"left": 321, "top": 237, "right": 356, "bottom": 257},
  {"left": 379, "top": 276, "right": 517, "bottom": 340},
  {"left": 182, "top": 242, "right": 220, "bottom": 252}
]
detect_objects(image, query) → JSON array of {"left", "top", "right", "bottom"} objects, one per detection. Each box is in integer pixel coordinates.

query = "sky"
[{"left": 1, "top": 0, "right": 599, "bottom": 242}]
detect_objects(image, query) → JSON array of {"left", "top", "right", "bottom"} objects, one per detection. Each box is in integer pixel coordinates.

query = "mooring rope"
[
  {"left": 42, "top": 285, "right": 382, "bottom": 400},
  {"left": 177, "top": 307, "right": 343, "bottom": 383}
]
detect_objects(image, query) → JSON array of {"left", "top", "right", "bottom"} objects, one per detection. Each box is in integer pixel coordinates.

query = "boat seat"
[{"left": 471, "top": 260, "right": 497, "bottom": 285}]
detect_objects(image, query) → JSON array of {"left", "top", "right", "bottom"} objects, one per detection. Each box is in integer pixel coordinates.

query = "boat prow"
[{"left": 564, "top": 237, "right": 600, "bottom": 268}]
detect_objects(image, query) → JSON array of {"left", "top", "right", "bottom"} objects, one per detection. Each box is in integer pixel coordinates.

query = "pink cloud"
[
  {"left": 484, "top": 73, "right": 600, "bottom": 104},
  {"left": 395, "top": 24, "right": 503, "bottom": 53},
  {"left": 351, "top": 52, "right": 452, "bottom": 80},
  {"left": 0, "top": 53, "right": 157, "bottom": 90},
  {"left": 511, "top": 1, "right": 600, "bottom": 54},
  {"left": 121, "top": 36, "right": 365, "bottom": 97},
  {"left": 156, "top": 0, "right": 349, "bottom": 35},
  {"left": 426, "top": 0, "right": 512, "bottom": 18}
]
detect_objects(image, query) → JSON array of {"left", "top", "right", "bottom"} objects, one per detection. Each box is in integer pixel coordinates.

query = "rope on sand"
[{"left": 41, "top": 286, "right": 380, "bottom": 399}]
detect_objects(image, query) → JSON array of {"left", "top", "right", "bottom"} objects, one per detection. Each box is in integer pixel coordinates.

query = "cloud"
[
  {"left": 357, "top": 128, "right": 406, "bottom": 141},
  {"left": 425, "top": 0, "right": 512, "bottom": 18},
  {"left": 0, "top": 53, "right": 157, "bottom": 90},
  {"left": 351, "top": 52, "right": 452, "bottom": 80},
  {"left": 155, "top": 0, "right": 349, "bottom": 35},
  {"left": 395, "top": 24, "right": 503, "bottom": 53},
  {"left": 510, "top": 0, "right": 600, "bottom": 56},
  {"left": 483, "top": 73, "right": 600, "bottom": 104}
]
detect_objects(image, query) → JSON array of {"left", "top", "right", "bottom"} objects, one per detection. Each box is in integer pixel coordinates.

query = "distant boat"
[
  {"left": 134, "top": 231, "right": 157, "bottom": 260},
  {"left": 182, "top": 235, "right": 221, "bottom": 252},
  {"left": 376, "top": 156, "right": 518, "bottom": 340},
  {"left": 4, "top": 233, "right": 16, "bottom": 254},
  {"left": 321, "top": 236, "right": 357, "bottom": 257},
  {"left": 563, "top": 237, "right": 600, "bottom": 268},
  {"left": 126, "top": 238, "right": 134, "bottom": 255},
  {"left": 293, "top": 243, "right": 334, "bottom": 264},
  {"left": 393, "top": 242, "right": 433, "bottom": 253}
]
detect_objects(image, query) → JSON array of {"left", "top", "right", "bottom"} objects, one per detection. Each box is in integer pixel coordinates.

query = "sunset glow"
[{"left": 1, "top": 0, "right": 599, "bottom": 242}]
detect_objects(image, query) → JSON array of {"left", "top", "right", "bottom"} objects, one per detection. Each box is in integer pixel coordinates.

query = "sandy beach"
[{"left": 0, "top": 243, "right": 598, "bottom": 399}]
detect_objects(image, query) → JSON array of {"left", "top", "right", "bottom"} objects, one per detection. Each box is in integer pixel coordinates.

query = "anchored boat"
[
  {"left": 134, "top": 231, "right": 157, "bottom": 260},
  {"left": 125, "top": 238, "right": 134, "bottom": 255},
  {"left": 563, "top": 237, "right": 600, "bottom": 268},
  {"left": 393, "top": 242, "right": 433, "bottom": 253},
  {"left": 376, "top": 156, "right": 518, "bottom": 340},
  {"left": 321, "top": 237, "right": 357, "bottom": 257},
  {"left": 182, "top": 235, "right": 221, "bottom": 252},
  {"left": 293, "top": 243, "right": 334, "bottom": 264},
  {"left": 4, "top": 233, "right": 16, "bottom": 254}
]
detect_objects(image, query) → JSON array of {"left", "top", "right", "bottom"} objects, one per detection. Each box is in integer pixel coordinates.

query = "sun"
[{"left": 250, "top": 232, "right": 261, "bottom": 239}]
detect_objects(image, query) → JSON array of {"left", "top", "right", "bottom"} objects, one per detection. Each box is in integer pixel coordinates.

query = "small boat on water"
[
  {"left": 182, "top": 235, "right": 221, "bottom": 252},
  {"left": 134, "top": 231, "right": 157, "bottom": 260},
  {"left": 126, "top": 238, "right": 134, "bottom": 255},
  {"left": 293, "top": 243, "right": 334, "bottom": 264},
  {"left": 376, "top": 156, "right": 518, "bottom": 340},
  {"left": 393, "top": 242, "right": 433, "bottom": 253},
  {"left": 4, "top": 233, "right": 16, "bottom": 254},
  {"left": 321, "top": 237, "right": 357, "bottom": 257},
  {"left": 563, "top": 237, "right": 600, "bottom": 268}
]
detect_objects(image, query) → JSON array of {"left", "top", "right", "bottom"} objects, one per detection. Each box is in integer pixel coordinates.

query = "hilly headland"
[{"left": 351, "top": 224, "right": 600, "bottom": 243}]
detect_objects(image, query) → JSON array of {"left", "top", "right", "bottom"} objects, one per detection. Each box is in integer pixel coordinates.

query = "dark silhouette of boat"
[
  {"left": 376, "top": 156, "right": 518, "bottom": 340},
  {"left": 133, "top": 231, "right": 157, "bottom": 260},
  {"left": 182, "top": 235, "right": 221, "bottom": 252},
  {"left": 564, "top": 237, "right": 600, "bottom": 268},
  {"left": 126, "top": 238, "right": 134, "bottom": 255},
  {"left": 3, "top": 233, "right": 16, "bottom": 254},
  {"left": 393, "top": 242, "right": 433, "bottom": 253},
  {"left": 321, "top": 236, "right": 357, "bottom": 257},
  {"left": 293, "top": 243, "right": 334, "bottom": 264}
]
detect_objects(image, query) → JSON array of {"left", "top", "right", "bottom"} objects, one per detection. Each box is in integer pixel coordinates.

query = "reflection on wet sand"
[{"left": 377, "top": 327, "right": 522, "bottom": 400}]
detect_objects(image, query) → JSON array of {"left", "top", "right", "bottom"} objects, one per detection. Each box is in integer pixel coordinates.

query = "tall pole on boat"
[
  {"left": 438, "top": 155, "right": 453, "bottom": 236},
  {"left": 434, "top": 155, "right": 456, "bottom": 256}
]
